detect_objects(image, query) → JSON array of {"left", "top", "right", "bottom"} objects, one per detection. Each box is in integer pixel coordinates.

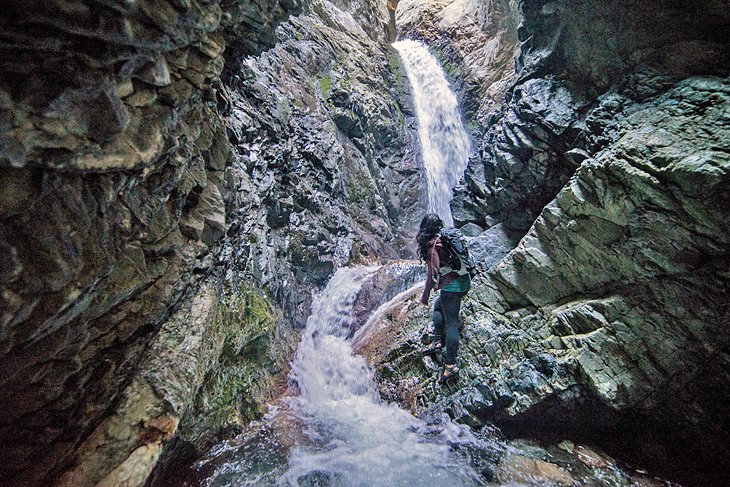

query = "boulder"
[{"left": 467, "top": 223, "right": 520, "bottom": 271}]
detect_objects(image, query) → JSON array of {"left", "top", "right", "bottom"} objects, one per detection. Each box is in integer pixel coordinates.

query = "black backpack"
[{"left": 439, "top": 227, "right": 477, "bottom": 278}]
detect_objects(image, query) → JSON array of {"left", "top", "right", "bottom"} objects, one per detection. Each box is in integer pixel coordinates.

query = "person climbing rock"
[{"left": 416, "top": 213, "right": 472, "bottom": 385}]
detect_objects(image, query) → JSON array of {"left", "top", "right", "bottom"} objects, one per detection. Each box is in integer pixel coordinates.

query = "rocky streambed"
[{"left": 158, "top": 262, "right": 676, "bottom": 487}]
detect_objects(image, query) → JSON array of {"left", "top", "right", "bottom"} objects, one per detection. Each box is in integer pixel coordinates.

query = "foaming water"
[
  {"left": 198, "top": 266, "right": 486, "bottom": 486},
  {"left": 393, "top": 39, "right": 471, "bottom": 227},
  {"left": 191, "top": 268, "right": 680, "bottom": 487}
]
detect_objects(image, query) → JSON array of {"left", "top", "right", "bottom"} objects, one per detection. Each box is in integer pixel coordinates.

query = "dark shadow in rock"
[
  {"left": 492, "top": 385, "right": 730, "bottom": 487},
  {"left": 467, "top": 223, "right": 523, "bottom": 272}
]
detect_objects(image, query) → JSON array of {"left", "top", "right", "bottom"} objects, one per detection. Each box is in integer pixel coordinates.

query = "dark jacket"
[{"left": 420, "top": 236, "right": 458, "bottom": 304}]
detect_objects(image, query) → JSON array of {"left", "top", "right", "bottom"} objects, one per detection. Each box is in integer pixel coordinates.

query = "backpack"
[{"left": 439, "top": 227, "right": 477, "bottom": 278}]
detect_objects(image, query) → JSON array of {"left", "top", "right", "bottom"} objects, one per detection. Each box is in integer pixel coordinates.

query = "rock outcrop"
[
  {"left": 1, "top": 2, "right": 235, "bottom": 484},
  {"left": 0, "top": 0, "right": 414, "bottom": 485},
  {"left": 365, "top": 1, "right": 730, "bottom": 485},
  {"left": 219, "top": 0, "right": 421, "bottom": 328}
]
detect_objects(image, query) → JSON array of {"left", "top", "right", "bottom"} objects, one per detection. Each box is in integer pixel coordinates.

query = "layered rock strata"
[
  {"left": 219, "top": 0, "right": 420, "bottom": 328},
  {"left": 1, "top": 2, "right": 234, "bottom": 484},
  {"left": 0, "top": 0, "right": 413, "bottom": 485}
]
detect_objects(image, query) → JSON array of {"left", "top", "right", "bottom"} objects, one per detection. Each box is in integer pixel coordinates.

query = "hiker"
[{"left": 416, "top": 213, "right": 472, "bottom": 384}]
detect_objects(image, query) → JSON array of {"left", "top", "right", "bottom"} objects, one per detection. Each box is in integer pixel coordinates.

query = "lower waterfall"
[{"left": 194, "top": 267, "right": 490, "bottom": 486}]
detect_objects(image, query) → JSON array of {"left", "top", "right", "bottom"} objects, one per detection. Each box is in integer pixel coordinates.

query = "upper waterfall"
[{"left": 393, "top": 39, "right": 471, "bottom": 227}]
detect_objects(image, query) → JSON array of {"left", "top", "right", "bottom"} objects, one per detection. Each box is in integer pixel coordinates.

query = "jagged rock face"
[
  {"left": 0, "top": 0, "right": 411, "bottom": 485},
  {"left": 221, "top": 0, "right": 304, "bottom": 57},
  {"left": 366, "top": 0, "right": 730, "bottom": 485},
  {"left": 454, "top": 0, "right": 729, "bottom": 231},
  {"left": 0, "top": 1, "right": 233, "bottom": 484},
  {"left": 219, "top": 0, "right": 420, "bottom": 329}
]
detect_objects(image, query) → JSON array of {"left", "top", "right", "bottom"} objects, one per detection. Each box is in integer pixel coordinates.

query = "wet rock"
[
  {"left": 497, "top": 453, "right": 575, "bottom": 485},
  {"left": 180, "top": 182, "right": 226, "bottom": 247},
  {"left": 449, "top": 0, "right": 729, "bottom": 232},
  {"left": 218, "top": 0, "right": 420, "bottom": 327},
  {"left": 467, "top": 223, "right": 521, "bottom": 272},
  {"left": 0, "top": 240, "right": 22, "bottom": 283},
  {"left": 1, "top": 0, "right": 389, "bottom": 484},
  {"left": 297, "top": 471, "right": 338, "bottom": 486},
  {"left": 133, "top": 56, "right": 172, "bottom": 88},
  {"left": 48, "top": 84, "right": 131, "bottom": 143},
  {"left": 459, "top": 222, "right": 484, "bottom": 237},
  {"left": 351, "top": 261, "right": 423, "bottom": 334},
  {"left": 372, "top": 75, "right": 730, "bottom": 487}
]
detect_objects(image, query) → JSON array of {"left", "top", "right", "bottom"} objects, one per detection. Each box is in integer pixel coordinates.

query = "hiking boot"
[{"left": 437, "top": 364, "right": 459, "bottom": 385}]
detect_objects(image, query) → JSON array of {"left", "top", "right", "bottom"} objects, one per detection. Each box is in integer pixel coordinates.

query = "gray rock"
[
  {"left": 376, "top": 74, "right": 730, "bottom": 487},
  {"left": 467, "top": 223, "right": 520, "bottom": 271},
  {"left": 0, "top": 0, "right": 392, "bottom": 484},
  {"left": 459, "top": 222, "right": 484, "bottom": 237}
]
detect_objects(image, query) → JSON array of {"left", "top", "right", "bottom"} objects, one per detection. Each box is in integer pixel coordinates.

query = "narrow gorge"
[{"left": 0, "top": 1, "right": 727, "bottom": 486}]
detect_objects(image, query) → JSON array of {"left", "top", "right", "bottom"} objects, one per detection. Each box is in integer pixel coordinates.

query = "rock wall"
[
  {"left": 1, "top": 1, "right": 234, "bottom": 484},
  {"left": 454, "top": 0, "right": 729, "bottom": 232},
  {"left": 366, "top": 1, "right": 730, "bottom": 485},
  {"left": 0, "top": 0, "right": 413, "bottom": 485},
  {"left": 219, "top": 0, "right": 420, "bottom": 329}
]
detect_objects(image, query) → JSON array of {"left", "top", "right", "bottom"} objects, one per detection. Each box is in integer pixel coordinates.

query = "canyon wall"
[
  {"left": 0, "top": 0, "right": 413, "bottom": 485},
  {"left": 371, "top": 1, "right": 730, "bottom": 485},
  {"left": 2, "top": 0, "right": 728, "bottom": 484}
]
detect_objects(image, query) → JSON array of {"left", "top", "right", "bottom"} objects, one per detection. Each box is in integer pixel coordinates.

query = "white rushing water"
[
  {"left": 393, "top": 39, "right": 471, "bottom": 227},
  {"left": 197, "top": 39, "right": 486, "bottom": 487}
]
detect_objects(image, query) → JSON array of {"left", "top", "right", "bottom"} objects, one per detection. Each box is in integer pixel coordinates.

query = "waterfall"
[
  {"left": 197, "top": 267, "right": 486, "bottom": 486},
  {"left": 393, "top": 39, "right": 471, "bottom": 227},
  {"left": 287, "top": 266, "right": 382, "bottom": 408},
  {"left": 190, "top": 38, "right": 487, "bottom": 487},
  {"left": 282, "top": 267, "right": 482, "bottom": 486}
]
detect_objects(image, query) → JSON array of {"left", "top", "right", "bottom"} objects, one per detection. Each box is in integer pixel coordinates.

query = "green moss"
[
  {"left": 185, "top": 285, "right": 295, "bottom": 444},
  {"left": 318, "top": 74, "right": 332, "bottom": 98},
  {"left": 339, "top": 76, "right": 352, "bottom": 93},
  {"left": 396, "top": 105, "right": 405, "bottom": 128},
  {"left": 288, "top": 234, "right": 304, "bottom": 261},
  {"left": 387, "top": 46, "right": 405, "bottom": 94},
  {"left": 429, "top": 45, "right": 462, "bottom": 81}
]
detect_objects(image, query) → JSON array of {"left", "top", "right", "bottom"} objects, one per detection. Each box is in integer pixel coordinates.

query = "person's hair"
[{"left": 416, "top": 213, "right": 443, "bottom": 262}]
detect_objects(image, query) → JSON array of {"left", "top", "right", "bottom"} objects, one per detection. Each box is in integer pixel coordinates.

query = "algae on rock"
[{"left": 182, "top": 286, "right": 294, "bottom": 446}]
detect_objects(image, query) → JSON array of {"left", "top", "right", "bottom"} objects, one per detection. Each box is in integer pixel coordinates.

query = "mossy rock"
[
  {"left": 386, "top": 46, "right": 406, "bottom": 94},
  {"left": 182, "top": 285, "right": 295, "bottom": 447}
]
